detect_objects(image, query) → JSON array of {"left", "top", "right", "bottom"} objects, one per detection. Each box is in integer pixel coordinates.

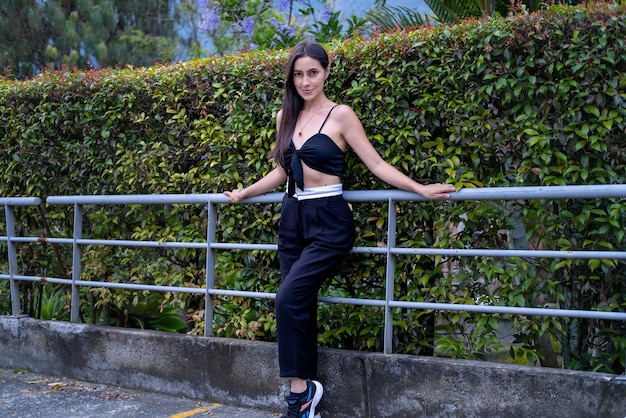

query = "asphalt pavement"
[{"left": 0, "top": 368, "right": 280, "bottom": 418}]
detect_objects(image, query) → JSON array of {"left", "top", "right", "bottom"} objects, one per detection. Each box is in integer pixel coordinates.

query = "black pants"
[{"left": 275, "top": 194, "right": 356, "bottom": 379}]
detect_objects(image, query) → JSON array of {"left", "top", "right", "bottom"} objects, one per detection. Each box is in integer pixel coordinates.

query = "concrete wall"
[{"left": 1, "top": 315, "right": 625, "bottom": 418}]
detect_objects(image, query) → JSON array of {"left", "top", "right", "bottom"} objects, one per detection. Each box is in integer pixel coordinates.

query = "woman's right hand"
[{"left": 222, "top": 167, "right": 287, "bottom": 204}]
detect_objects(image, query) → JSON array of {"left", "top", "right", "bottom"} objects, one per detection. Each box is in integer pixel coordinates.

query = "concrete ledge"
[{"left": 1, "top": 315, "right": 625, "bottom": 417}]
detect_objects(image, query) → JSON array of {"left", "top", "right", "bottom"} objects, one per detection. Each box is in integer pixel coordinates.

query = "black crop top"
[{"left": 283, "top": 105, "right": 345, "bottom": 196}]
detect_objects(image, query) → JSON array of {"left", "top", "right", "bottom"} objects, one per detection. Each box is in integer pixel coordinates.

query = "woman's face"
[{"left": 292, "top": 55, "right": 328, "bottom": 101}]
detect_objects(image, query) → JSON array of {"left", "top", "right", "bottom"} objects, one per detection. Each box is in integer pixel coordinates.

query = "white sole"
[{"left": 310, "top": 380, "right": 324, "bottom": 417}]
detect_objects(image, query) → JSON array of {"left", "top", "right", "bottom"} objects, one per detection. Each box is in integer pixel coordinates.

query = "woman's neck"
[{"left": 302, "top": 97, "right": 330, "bottom": 111}]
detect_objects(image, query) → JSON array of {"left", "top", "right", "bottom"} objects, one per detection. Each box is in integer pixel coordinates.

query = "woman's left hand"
[{"left": 224, "top": 189, "right": 243, "bottom": 203}]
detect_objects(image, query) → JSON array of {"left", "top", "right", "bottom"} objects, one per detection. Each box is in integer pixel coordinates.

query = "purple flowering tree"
[{"left": 187, "top": 0, "right": 368, "bottom": 54}]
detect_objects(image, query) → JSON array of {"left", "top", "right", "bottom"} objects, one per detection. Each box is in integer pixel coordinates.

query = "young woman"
[{"left": 224, "top": 39, "right": 455, "bottom": 418}]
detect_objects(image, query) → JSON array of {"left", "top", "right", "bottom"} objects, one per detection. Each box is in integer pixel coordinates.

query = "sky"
[{"left": 331, "top": 0, "right": 431, "bottom": 15}]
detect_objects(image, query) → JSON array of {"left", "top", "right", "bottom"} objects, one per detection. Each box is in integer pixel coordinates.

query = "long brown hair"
[{"left": 271, "top": 40, "right": 330, "bottom": 168}]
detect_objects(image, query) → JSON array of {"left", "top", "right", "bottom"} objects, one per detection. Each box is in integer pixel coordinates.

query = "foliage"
[
  {"left": 370, "top": 0, "right": 584, "bottom": 28},
  {"left": 0, "top": 280, "right": 9, "bottom": 316},
  {"left": 38, "top": 286, "right": 71, "bottom": 322},
  {"left": 366, "top": 4, "right": 431, "bottom": 30},
  {"left": 425, "top": 0, "right": 485, "bottom": 22},
  {"left": 87, "top": 289, "right": 188, "bottom": 332},
  {"left": 0, "top": 0, "right": 372, "bottom": 79},
  {"left": 0, "top": 2, "right": 625, "bottom": 373},
  {"left": 191, "top": 0, "right": 372, "bottom": 53},
  {"left": 0, "top": 0, "right": 567, "bottom": 81},
  {"left": 0, "top": 0, "right": 186, "bottom": 79}
]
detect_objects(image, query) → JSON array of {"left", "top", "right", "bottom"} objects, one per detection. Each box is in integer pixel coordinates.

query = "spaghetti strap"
[{"left": 318, "top": 105, "right": 339, "bottom": 133}]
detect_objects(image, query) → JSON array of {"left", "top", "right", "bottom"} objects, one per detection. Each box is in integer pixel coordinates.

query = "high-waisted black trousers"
[{"left": 275, "top": 193, "right": 356, "bottom": 379}]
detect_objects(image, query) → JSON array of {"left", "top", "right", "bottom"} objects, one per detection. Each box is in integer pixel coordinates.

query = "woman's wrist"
[{"left": 413, "top": 183, "right": 426, "bottom": 196}]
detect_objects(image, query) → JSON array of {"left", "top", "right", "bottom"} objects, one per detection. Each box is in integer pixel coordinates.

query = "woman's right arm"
[
  {"left": 225, "top": 109, "right": 287, "bottom": 203},
  {"left": 224, "top": 165, "right": 288, "bottom": 203}
]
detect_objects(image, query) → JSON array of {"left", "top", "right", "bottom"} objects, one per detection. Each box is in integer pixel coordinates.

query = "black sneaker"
[{"left": 281, "top": 379, "right": 323, "bottom": 418}]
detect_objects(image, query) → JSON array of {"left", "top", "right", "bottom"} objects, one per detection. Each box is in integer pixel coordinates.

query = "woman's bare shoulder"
[
  {"left": 331, "top": 104, "right": 362, "bottom": 127},
  {"left": 332, "top": 103, "right": 355, "bottom": 114},
  {"left": 276, "top": 108, "right": 284, "bottom": 127},
  {"left": 330, "top": 103, "right": 359, "bottom": 122}
]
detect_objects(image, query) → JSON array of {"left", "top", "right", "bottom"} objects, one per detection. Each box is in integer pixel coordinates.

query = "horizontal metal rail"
[
  {"left": 7, "top": 236, "right": 626, "bottom": 260},
  {"left": 46, "top": 184, "right": 626, "bottom": 205},
  {"left": 4, "top": 185, "right": 626, "bottom": 354},
  {"left": 0, "top": 197, "right": 41, "bottom": 206}
]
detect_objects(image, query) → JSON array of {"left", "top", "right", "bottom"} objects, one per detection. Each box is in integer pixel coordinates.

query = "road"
[{"left": 0, "top": 368, "right": 280, "bottom": 418}]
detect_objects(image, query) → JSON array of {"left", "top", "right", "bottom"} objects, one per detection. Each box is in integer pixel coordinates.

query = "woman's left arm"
[{"left": 339, "top": 106, "right": 456, "bottom": 200}]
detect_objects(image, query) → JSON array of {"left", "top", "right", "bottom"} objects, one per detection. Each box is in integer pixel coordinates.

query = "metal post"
[
  {"left": 5, "top": 204, "right": 20, "bottom": 316},
  {"left": 70, "top": 203, "right": 83, "bottom": 323},
  {"left": 204, "top": 200, "right": 217, "bottom": 337},
  {"left": 383, "top": 198, "right": 397, "bottom": 354}
]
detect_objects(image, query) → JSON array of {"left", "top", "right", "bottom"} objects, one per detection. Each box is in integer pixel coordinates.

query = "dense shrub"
[{"left": 1, "top": 2, "right": 625, "bottom": 372}]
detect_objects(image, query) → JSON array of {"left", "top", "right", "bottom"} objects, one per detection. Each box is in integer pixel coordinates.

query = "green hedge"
[{"left": 1, "top": 2, "right": 625, "bottom": 373}]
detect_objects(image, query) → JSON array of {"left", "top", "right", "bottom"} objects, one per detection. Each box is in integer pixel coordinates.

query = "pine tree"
[
  {"left": 0, "top": 0, "right": 51, "bottom": 78},
  {"left": 0, "top": 0, "right": 182, "bottom": 79}
]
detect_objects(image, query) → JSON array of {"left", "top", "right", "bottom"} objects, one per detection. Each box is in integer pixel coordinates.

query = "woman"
[{"left": 224, "top": 39, "right": 455, "bottom": 418}]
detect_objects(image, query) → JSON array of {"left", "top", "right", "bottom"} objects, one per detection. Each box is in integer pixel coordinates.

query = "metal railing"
[
  {"left": 2, "top": 185, "right": 626, "bottom": 354},
  {"left": 0, "top": 197, "right": 41, "bottom": 316}
]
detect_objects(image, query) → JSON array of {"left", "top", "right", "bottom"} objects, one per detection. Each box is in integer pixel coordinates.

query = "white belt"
[{"left": 294, "top": 183, "right": 343, "bottom": 201}]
